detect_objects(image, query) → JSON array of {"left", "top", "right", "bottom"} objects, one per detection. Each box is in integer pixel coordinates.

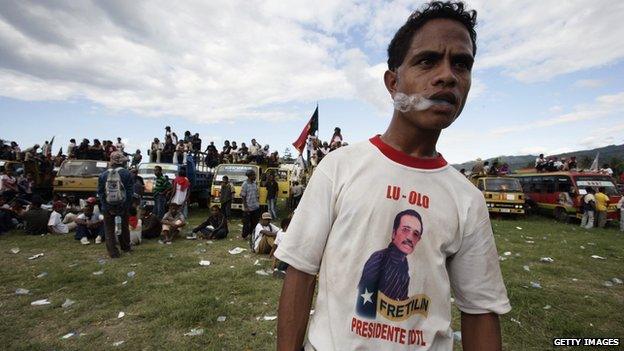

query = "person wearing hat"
[
  {"left": 97, "top": 151, "right": 134, "bottom": 257},
  {"left": 240, "top": 168, "right": 260, "bottom": 239},
  {"left": 74, "top": 199, "right": 104, "bottom": 244},
  {"left": 48, "top": 200, "right": 77, "bottom": 234},
  {"left": 252, "top": 211, "right": 280, "bottom": 254}
]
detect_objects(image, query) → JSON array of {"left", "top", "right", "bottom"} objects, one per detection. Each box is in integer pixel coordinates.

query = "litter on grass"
[
  {"left": 510, "top": 318, "right": 521, "bottom": 326},
  {"left": 118, "top": 311, "right": 125, "bottom": 319},
  {"left": 28, "top": 253, "right": 44, "bottom": 260},
  {"left": 503, "top": 251, "right": 511, "bottom": 256},
  {"left": 113, "top": 341, "right": 125, "bottom": 347},
  {"left": 523, "top": 265, "right": 530, "bottom": 272},
  {"left": 543, "top": 305, "right": 552, "bottom": 310},
  {"left": 121, "top": 281, "right": 128, "bottom": 285},
  {"left": 68, "top": 263, "right": 78, "bottom": 268},
  {"left": 62, "top": 299, "right": 75, "bottom": 308},
  {"left": 127, "top": 271, "right": 136, "bottom": 278},
  {"left": 199, "top": 260, "right": 211, "bottom": 266},
  {"left": 184, "top": 328, "right": 204, "bottom": 336},
  {"left": 97, "top": 258, "right": 107, "bottom": 265},
  {"left": 612, "top": 278, "right": 623, "bottom": 284},
  {"left": 256, "top": 270, "right": 271, "bottom": 276},
  {"left": 61, "top": 332, "right": 76, "bottom": 340},
  {"left": 525, "top": 240, "right": 535, "bottom": 244},
  {"left": 572, "top": 278, "right": 578, "bottom": 282},
  {"left": 603, "top": 281, "right": 614, "bottom": 287},
  {"left": 31, "top": 299, "right": 51, "bottom": 306},
  {"left": 206, "top": 240, "right": 214, "bottom": 244},
  {"left": 453, "top": 331, "right": 462, "bottom": 342},
  {"left": 590, "top": 255, "right": 606, "bottom": 260},
  {"left": 263, "top": 316, "right": 277, "bottom": 321},
  {"left": 530, "top": 282, "right": 542, "bottom": 289},
  {"left": 92, "top": 270, "right": 104, "bottom": 275},
  {"left": 515, "top": 227, "right": 522, "bottom": 230},
  {"left": 36, "top": 272, "right": 48, "bottom": 278},
  {"left": 217, "top": 316, "right": 227, "bottom": 322},
  {"left": 15, "top": 288, "right": 30, "bottom": 295},
  {"left": 10, "top": 247, "right": 20, "bottom": 254},
  {"left": 254, "top": 259, "right": 261, "bottom": 266},
  {"left": 539, "top": 257, "right": 554, "bottom": 263},
  {"left": 228, "top": 247, "right": 246, "bottom": 255}
]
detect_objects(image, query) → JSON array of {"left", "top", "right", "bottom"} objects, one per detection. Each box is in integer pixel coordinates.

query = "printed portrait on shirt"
[{"left": 356, "top": 209, "right": 430, "bottom": 321}]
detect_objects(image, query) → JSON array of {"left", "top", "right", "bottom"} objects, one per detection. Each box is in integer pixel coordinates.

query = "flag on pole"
[
  {"left": 589, "top": 152, "right": 599, "bottom": 172},
  {"left": 292, "top": 106, "right": 319, "bottom": 154}
]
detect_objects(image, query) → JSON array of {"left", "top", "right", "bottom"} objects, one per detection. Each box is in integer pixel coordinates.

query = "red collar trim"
[{"left": 369, "top": 135, "right": 447, "bottom": 169}]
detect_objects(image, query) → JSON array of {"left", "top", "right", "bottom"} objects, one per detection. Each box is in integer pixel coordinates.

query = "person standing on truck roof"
[
  {"left": 153, "top": 165, "right": 171, "bottom": 220},
  {"left": 275, "top": 2, "right": 510, "bottom": 350},
  {"left": 219, "top": 176, "right": 234, "bottom": 219},
  {"left": 240, "top": 169, "right": 260, "bottom": 240}
]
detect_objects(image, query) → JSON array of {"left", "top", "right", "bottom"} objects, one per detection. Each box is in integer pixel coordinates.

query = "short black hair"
[
  {"left": 392, "top": 209, "right": 423, "bottom": 234},
  {"left": 387, "top": 1, "right": 477, "bottom": 71}
]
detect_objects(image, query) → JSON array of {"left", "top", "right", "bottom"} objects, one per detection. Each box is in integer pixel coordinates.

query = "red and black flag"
[{"left": 292, "top": 106, "right": 319, "bottom": 154}]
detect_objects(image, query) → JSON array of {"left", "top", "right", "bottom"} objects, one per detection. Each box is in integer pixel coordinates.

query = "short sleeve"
[
  {"left": 447, "top": 215, "right": 511, "bottom": 315},
  {"left": 274, "top": 169, "right": 334, "bottom": 275},
  {"left": 47, "top": 212, "right": 58, "bottom": 226}
]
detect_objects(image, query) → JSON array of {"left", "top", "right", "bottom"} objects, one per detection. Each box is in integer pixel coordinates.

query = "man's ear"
[{"left": 384, "top": 69, "right": 398, "bottom": 98}]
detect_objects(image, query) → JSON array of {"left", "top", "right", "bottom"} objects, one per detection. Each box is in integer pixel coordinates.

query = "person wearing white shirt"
[
  {"left": 252, "top": 212, "right": 280, "bottom": 254},
  {"left": 616, "top": 196, "right": 624, "bottom": 233},
  {"left": 115, "top": 137, "right": 125, "bottom": 153}
]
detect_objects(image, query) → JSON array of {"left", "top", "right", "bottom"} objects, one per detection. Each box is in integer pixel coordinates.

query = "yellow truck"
[
  {"left": 210, "top": 164, "right": 292, "bottom": 211},
  {"left": 53, "top": 159, "right": 108, "bottom": 200},
  {"left": 472, "top": 176, "right": 525, "bottom": 215}
]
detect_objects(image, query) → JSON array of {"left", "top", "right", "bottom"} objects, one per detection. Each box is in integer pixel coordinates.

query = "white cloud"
[
  {"left": 579, "top": 122, "right": 624, "bottom": 149},
  {"left": 473, "top": 0, "right": 624, "bottom": 82},
  {"left": 489, "top": 91, "right": 624, "bottom": 136},
  {"left": 573, "top": 79, "right": 606, "bottom": 89}
]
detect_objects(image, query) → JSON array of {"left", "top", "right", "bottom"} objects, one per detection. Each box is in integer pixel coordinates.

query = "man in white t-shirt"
[
  {"left": 48, "top": 201, "right": 77, "bottom": 234},
  {"left": 252, "top": 212, "right": 280, "bottom": 254},
  {"left": 275, "top": 3, "right": 510, "bottom": 350}
]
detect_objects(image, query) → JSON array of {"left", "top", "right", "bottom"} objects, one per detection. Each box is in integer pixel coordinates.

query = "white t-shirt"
[
  {"left": 77, "top": 212, "right": 104, "bottom": 222},
  {"left": 275, "top": 229, "right": 286, "bottom": 247},
  {"left": 252, "top": 222, "right": 280, "bottom": 252},
  {"left": 48, "top": 211, "right": 68, "bottom": 234},
  {"left": 275, "top": 136, "right": 511, "bottom": 351},
  {"left": 171, "top": 184, "right": 188, "bottom": 205}
]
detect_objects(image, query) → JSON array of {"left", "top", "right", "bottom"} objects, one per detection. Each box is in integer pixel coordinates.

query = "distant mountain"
[{"left": 452, "top": 144, "right": 624, "bottom": 172}]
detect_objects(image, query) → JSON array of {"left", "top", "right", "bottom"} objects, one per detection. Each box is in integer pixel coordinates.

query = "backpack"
[{"left": 105, "top": 167, "right": 126, "bottom": 206}]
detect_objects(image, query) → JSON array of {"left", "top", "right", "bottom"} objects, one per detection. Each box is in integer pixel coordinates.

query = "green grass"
[{"left": 1, "top": 212, "right": 622, "bottom": 350}]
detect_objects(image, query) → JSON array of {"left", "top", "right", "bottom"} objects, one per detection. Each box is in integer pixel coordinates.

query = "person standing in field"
[
  {"left": 275, "top": 2, "right": 510, "bottom": 350},
  {"left": 594, "top": 187, "right": 610, "bottom": 228}
]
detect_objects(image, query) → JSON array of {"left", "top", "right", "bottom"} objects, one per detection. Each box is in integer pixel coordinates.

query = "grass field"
[{"left": 1, "top": 210, "right": 623, "bottom": 350}]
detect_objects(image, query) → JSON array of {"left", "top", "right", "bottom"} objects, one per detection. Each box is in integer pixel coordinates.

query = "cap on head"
[
  {"left": 110, "top": 151, "right": 128, "bottom": 165},
  {"left": 261, "top": 212, "right": 272, "bottom": 220},
  {"left": 86, "top": 197, "right": 97, "bottom": 205},
  {"left": 245, "top": 169, "right": 255, "bottom": 177}
]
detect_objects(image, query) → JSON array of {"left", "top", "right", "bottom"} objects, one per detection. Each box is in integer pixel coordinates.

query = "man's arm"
[
  {"left": 461, "top": 312, "right": 502, "bottom": 351},
  {"left": 277, "top": 266, "right": 316, "bottom": 351}
]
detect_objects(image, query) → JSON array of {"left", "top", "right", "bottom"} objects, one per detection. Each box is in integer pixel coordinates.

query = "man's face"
[
  {"left": 84, "top": 205, "right": 94, "bottom": 217},
  {"left": 385, "top": 18, "right": 473, "bottom": 130},
  {"left": 261, "top": 218, "right": 270, "bottom": 226},
  {"left": 170, "top": 206, "right": 179, "bottom": 215},
  {"left": 392, "top": 215, "right": 422, "bottom": 255},
  {"left": 155, "top": 168, "right": 162, "bottom": 176},
  {"left": 211, "top": 207, "right": 219, "bottom": 216}
]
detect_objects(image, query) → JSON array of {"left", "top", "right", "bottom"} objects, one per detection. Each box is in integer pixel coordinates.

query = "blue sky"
[{"left": 1, "top": 1, "right": 623, "bottom": 164}]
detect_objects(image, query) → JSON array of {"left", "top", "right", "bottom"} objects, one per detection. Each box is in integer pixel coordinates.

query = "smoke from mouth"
[{"left": 393, "top": 92, "right": 435, "bottom": 112}]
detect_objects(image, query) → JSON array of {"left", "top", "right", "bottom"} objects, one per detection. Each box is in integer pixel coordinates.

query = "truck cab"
[{"left": 473, "top": 176, "right": 525, "bottom": 215}]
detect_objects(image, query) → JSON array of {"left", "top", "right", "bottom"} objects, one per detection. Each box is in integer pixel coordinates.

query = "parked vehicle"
[
  {"left": 53, "top": 159, "right": 108, "bottom": 200},
  {"left": 471, "top": 176, "right": 525, "bottom": 215},
  {"left": 139, "top": 158, "right": 212, "bottom": 207},
  {"left": 510, "top": 171, "right": 622, "bottom": 222}
]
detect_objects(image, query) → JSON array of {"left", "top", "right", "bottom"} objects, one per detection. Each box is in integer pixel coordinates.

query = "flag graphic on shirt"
[{"left": 292, "top": 106, "right": 318, "bottom": 154}]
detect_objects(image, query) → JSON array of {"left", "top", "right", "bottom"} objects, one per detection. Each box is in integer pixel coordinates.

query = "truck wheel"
[{"left": 554, "top": 207, "right": 568, "bottom": 223}]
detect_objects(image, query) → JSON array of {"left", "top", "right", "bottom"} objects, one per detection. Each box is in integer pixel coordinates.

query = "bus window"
[
  {"left": 575, "top": 176, "right": 621, "bottom": 196},
  {"left": 477, "top": 179, "right": 485, "bottom": 191},
  {"left": 543, "top": 176, "right": 555, "bottom": 193},
  {"left": 556, "top": 177, "right": 573, "bottom": 193},
  {"left": 532, "top": 177, "right": 544, "bottom": 193}
]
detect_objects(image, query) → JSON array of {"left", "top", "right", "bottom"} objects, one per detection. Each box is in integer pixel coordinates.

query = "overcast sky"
[{"left": 1, "top": 0, "right": 623, "bottom": 163}]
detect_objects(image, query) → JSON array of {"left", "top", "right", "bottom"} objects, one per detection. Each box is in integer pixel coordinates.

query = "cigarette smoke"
[{"left": 392, "top": 92, "right": 434, "bottom": 112}]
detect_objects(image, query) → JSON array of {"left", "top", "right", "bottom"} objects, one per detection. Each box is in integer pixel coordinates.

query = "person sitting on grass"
[
  {"left": 21, "top": 195, "right": 50, "bottom": 235},
  {"left": 270, "top": 217, "right": 291, "bottom": 277},
  {"left": 252, "top": 212, "right": 280, "bottom": 254},
  {"left": 128, "top": 206, "right": 142, "bottom": 246},
  {"left": 48, "top": 200, "right": 77, "bottom": 235},
  {"left": 141, "top": 205, "right": 161, "bottom": 239},
  {"left": 161, "top": 203, "right": 185, "bottom": 244},
  {"left": 190, "top": 205, "right": 229, "bottom": 240},
  {"left": 74, "top": 201, "right": 104, "bottom": 245}
]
